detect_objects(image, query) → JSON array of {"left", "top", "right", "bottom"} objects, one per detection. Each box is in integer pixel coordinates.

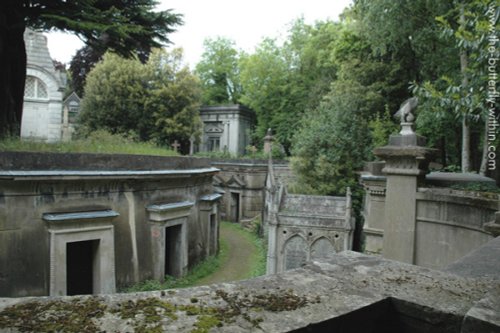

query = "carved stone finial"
[
  {"left": 395, "top": 97, "right": 418, "bottom": 135},
  {"left": 264, "top": 128, "right": 274, "bottom": 154}
]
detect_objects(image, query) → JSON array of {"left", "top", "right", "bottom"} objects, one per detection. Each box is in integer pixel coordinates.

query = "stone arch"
[
  {"left": 21, "top": 67, "right": 63, "bottom": 141},
  {"left": 310, "top": 237, "right": 335, "bottom": 261},
  {"left": 283, "top": 234, "right": 308, "bottom": 271}
]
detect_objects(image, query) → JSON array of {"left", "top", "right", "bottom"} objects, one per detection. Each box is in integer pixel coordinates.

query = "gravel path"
[{"left": 195, "top": 222, "right": 258, "bottom": 286}]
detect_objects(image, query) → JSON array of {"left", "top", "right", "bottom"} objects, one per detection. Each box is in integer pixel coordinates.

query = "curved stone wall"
[{"left": 0, "top": 153, "right": 220, "bottom": 297}]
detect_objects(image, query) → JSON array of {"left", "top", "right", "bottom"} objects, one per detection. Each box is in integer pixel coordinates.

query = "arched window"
[{"left": 24, "top": 76, "right": 48, "bottom": 99}]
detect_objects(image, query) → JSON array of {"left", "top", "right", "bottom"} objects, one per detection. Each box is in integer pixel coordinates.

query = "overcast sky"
[{"left": 46, "top": 0, "right": 352, "bottom": 68}]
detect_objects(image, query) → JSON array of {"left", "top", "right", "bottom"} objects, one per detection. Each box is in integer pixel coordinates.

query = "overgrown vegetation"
[
  {"left": 449, "top": 182, "right": 500, "bottom": 194},
  {"left": 124, "top": 238, "right": 229, "bottom": 292},
  {"left": 78, "top": 49, "right": 202, "bottom": 154},
  {"left": 221, "top": 221, "right": 267, "bottom": 278},
  {"left": 0, "top": 130, "right": 177, "bottom": 156},
  {"left": 124, "top": 220, "right": 266, "bottom": 292}
]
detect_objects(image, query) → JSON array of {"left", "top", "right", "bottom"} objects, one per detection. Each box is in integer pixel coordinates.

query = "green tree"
[
  {"left": 239, "top": 19, "right": 344, "bottom": 153},
  {"left": 146, "top": 48, "right": 203, "bottom": 150},
  {"left": 78, "top": 53, "right": 150, "bottom": 139},
  {"left": 0, "top": 0, "right": 182, "bottom": 138},
  {"left": 291, "top": 80, "right": 372, "bottom": 196},
  {"left": 196, "top": 37, "right": 242, "bottom": 105},
  {"left": 413, "top": 0, "right": 498, "bottom": 173},
  {"left": 78, "top": 48, "right": 201, "bottom": 151}
]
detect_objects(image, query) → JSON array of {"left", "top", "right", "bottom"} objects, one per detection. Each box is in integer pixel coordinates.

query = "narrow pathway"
[{"left": 195, "top": 222, "right": 258, "bottom": 285}]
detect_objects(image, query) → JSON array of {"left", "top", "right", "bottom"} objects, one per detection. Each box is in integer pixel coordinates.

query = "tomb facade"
[
  {"left": 265, "top": 158, "right": 354, "bottom": 274},
  {"left": 21, "top": 29, "right": 66, "bottom": 142},
  {"left": 199, "top": 104, "right": 255, "bottom": 155},
  {"left": 0, "top": 152, "right": 221, "bottom": 297}
]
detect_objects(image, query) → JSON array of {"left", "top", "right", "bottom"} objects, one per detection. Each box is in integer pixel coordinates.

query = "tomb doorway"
[
  {"left": 66, "top": 239, "right": 99, "bottom": 295},
  {"left": 165, "top": 224, "right": 183, "bottom": 277}
]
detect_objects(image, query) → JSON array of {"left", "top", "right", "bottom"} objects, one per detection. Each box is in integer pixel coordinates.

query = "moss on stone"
[
  {"left": 0, "top": 297, "right": 107, "bottom": 333},
  {"left": 0, "top": 288, "right": 318, "bottom": 332}
]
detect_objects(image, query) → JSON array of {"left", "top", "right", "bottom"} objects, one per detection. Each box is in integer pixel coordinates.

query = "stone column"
[
  {"left": 263, "top": 128, "right": 274, "bottom": 154},
  {"left": 485, "top": 212, "right": 500, "bottom": 237},
  {"left": 373, "top": 98, "right": 435, "bottom": 264}
]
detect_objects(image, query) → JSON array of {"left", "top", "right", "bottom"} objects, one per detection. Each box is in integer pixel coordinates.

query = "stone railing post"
[
  {"left": 373, "top": 98, "right": 435, "bottom": 264},
  {"left": 263, "top": 128, "right": 274, "bottom": 155}
]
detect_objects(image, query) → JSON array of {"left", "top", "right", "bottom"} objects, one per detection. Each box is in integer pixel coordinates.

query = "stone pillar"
[
  {"left": 263, "top": 128, "right": 274, "bottom": 154},
  {"left": 373, "top": 98, "right": 435, "bottom": 264},
  {"left": 485, "top": 212, "right": 500, "bottom": 237},
  {"left": 189, "top": 135, "right": 195, "bottom": 156}
]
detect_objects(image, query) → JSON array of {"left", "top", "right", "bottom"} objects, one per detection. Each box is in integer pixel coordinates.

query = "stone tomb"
[
  {"left": 265, "top": 156, "right": 355, "bottom": 274},
  {"left": 0, "top": 152, "right": 221, "bottom": 297},
  {"left": 21, "top": 29, "right": 66, "bottom": 142},
  {"left": 198, "top": 104, "right": 255, "bottom": 155},
  {"left": 211, "top": 159, "right": 292, "bottom": 223}
]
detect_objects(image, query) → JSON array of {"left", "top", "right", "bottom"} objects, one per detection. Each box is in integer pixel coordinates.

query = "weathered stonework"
[
  {"left": 0, "top": 152, "right": 220, "bottom": 297},
  {"left": 1, "top": 244, "right": 498, "bottom": 332},
  {"left": 21, "top": 29, "right": 65, "bottom": 142},
  {"left": 364, "top": 99, "right": 499, "bottom": 268},
  {"left": 265, "top": 156, "right": 354, "bottom": 275},
  {"left": 211, "top": 159, "right": 291, "bottom": 222},
  {"left": 199, "top": 105, "right": 255, "bottom": 155}
]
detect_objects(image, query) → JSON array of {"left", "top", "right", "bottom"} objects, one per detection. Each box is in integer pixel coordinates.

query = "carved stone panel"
[
  {"left": 284, "top": 235, "right": 307, "bottom": 271},
  {"left": 311, "top": 237, "right": 335, "bottom": 260}
]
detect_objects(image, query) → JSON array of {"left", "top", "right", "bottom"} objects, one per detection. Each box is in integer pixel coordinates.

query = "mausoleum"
[
  {"left": 199, "top": 104, "right": 255, "bottom": 155},
  {"left": 0, "top": 152, "right": 221, "bottom": 297},
  {"left": 21, "top": 29, "right": 66, "bottom": 142}
]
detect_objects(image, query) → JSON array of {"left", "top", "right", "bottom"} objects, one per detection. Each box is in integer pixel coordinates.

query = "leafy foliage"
[
  {"left": 0, "top": 0, "right": 182, "bottom": 138},
  {"left": 291, "top": 80, "right": 372, "bottom": 196},
  {"left": 196, "top": 37, "right": 242, "bottom": 105},
  {"left": 78, "top": 49, "right": 202, "bottom": 151},
  {"left": 0, "top": 130, "right": 177, "bottom": 156}
]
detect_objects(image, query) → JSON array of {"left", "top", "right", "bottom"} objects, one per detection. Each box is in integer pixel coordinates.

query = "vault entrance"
[
  {"left": 66, "top": 240, "right": 99, "bottom": 295},
  {"left": 230, "top": 192, "right": 240, "bottom": 222},
  {"left": 165, "top": 224, "right": 183, "bottom": 277}
]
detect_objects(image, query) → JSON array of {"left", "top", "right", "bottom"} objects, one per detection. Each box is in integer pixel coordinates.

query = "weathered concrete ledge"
[
  {"left": 0, "top": 151, "right": 212, "bottom": 171},
  {"left": 1, "top": 250, "right": 498, "bottom": 332}
]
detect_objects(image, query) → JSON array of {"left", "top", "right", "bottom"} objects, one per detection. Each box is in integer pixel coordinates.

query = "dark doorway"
[
  {"left": 66, "top": 240, "right": 99, "bottom": 296},
  {"left": 230, "top": 192, "right": 240, "bottom": 222},
  {"left": 209, "top": 214, "right": 217, "bottom": 255},
  {"left": 165, "top": 224, "right": 182, "bottom": 277}
]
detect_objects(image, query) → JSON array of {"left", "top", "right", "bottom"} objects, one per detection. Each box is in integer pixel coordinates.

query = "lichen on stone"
[{"left": 0, "top": 297, "right": 107, "bottom": 333}]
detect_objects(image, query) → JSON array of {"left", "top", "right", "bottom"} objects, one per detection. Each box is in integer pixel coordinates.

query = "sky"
[{"left": 46, "top": 0, "right": 352, "bottom": 68}]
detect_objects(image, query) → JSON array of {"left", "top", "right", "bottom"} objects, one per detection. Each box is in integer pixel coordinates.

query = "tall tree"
[
  {"left": 78, "top": 48, "right": 202, "bottom": 151},
  {"left": 195, "top": 37, "right": 242, "bottom": 105},
  {"left": 69, "top": 45, "right": 103, "bottom": 97},
  {"left": 0, "top": 0, "right": 182, "bottom": 138},
  {"left": 413, "top": 0, "right": 498, "bottom": 173}
]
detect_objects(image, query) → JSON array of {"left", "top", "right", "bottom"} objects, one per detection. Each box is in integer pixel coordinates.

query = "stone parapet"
[{"left": 0, "top": 249, "right": 498, "bottom": 332}]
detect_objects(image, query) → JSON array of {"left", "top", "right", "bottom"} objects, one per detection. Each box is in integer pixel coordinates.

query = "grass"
[
  {"left": 0, "top": 130, "right": 178, "bottom": 156},
  {"left": 123, "top": 221, "right": 267, "bottom": 292},
  {"left": 219, "top": 221, "right": 267, "bottom": 278},
  {"left": 123, "top": 237, "right": 230, "bottom": 292}
]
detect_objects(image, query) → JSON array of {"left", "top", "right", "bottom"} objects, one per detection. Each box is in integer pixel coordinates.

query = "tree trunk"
[
  {"left": 461, "top": 116, "right": 471, "bottom": 172},
  {"left": 479, "top": 119, "right": 489, "bottom": 176},
  {"left": 459, "top": 6, "right": 470, "bottom": 173},
  {"left": 0, "top": 1, "right": 26, "bottom": 138}
]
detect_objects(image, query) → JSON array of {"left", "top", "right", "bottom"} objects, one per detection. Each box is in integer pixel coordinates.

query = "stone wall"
[
  {"left": 0, "top": 152, "right": 221, "bottom": 297},
  {"left": 362, "top": 166, "right": 499, "bottom": 269},
  {"left": 210, "top": 159, "right": 291, "bottom": 222},
  {"left": 1, "top": 241, "right": 498, "bottom": 332}
]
